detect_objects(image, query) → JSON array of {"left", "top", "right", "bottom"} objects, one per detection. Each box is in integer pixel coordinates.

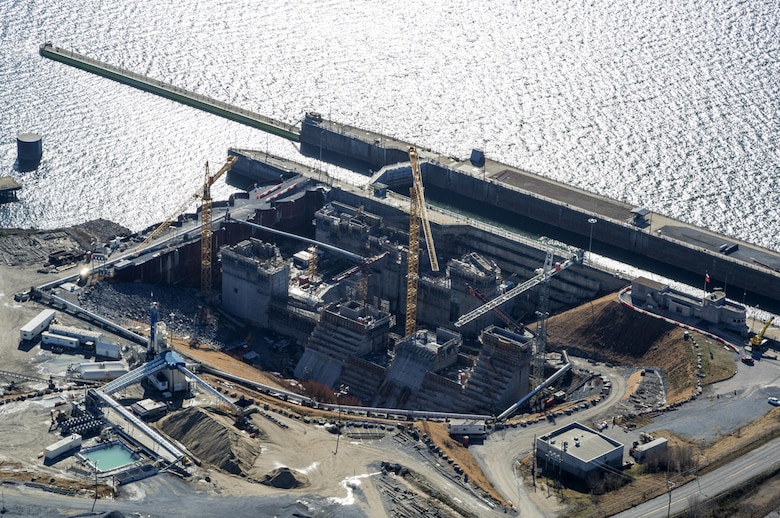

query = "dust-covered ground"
[
  {"left": 0, "top": 219, "right": 131, "bottom": 267},
  {"left": 0, "top": 232, "right": 503, "bottom": 517},
  {"left": 4, "top": 225, "right": 780, "bottom": 517}
]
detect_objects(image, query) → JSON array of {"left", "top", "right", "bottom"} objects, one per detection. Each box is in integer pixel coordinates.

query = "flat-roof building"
[{"left": 536, "top": 422, "right": 624, "bottom": 479}]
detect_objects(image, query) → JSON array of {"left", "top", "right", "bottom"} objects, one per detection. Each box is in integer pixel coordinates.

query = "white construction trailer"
[
  {"left": 44, "top": 434, "right": 82, "bottom": 461},
  {"left": 20, "top": 309, "right": 56, "bottom": 341},
  {"left": 42, "top": 331, "right": 80, "bottom": 349}
]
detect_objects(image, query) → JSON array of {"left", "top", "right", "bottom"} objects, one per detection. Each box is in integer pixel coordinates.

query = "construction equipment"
[
  {"left": 465, "top": 283, "right": 524, "bottom": 332},
  {"left": 307, "top": 245, "right": 318, "bottom": 281},
  {"left": 135, "top": 155, "right": 237, "bottom": 260},
  {"left": 331, "top": 252, "right": 388, "bottom": 301},
  {"left": 750, "top": 316, "right": 774, "bottom": 349},
  {"left": 405, "top": 146, "right": 439, "bottom": 337},
  {"left": 201, "top": 156, "right": 237, "bottom": 295},
  {"left": 454, "top": 252, "right": 579, "bottom": 328},
  {"left": 533, "top": 252, "right": 553, "bottom": 380},
  {"left": 136, "top": 192, "right": 201, "bottom": 252}
]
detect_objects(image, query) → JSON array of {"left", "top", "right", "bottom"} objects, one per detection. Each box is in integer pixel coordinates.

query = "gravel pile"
[
  {"left": 259, "top": 467, "right": 308, "bottom": 489},
  {"left": 77, "top": 281, "right": 230, "bottom": 349},
  {"left": 157, "top": 406, "right": 261, "bottom": 475},
  {"left": 66, "top": 218, "right": 131, "bottom": 250}
]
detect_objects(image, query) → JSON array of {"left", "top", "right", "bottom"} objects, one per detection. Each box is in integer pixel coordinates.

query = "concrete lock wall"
[{"left": 420, "top": 161, "right": 780, "bottom": 302}]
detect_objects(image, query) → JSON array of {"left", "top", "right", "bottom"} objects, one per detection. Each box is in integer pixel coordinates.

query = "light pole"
[
  {"left": 587, "top": 218, "right": 597, "bottom": 264},
  {"left": 91, "top": 460, "right": 99, "bottom": 512},
  {"left": 334, "top": 384, "right": 349, "bottom": 455}
]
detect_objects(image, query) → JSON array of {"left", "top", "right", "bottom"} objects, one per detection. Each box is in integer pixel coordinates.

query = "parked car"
[
  {"left": 741, "top": 356, "right": 755, "bottom": 366},
  {"left": 768, "top": 397, "right": 780, "bottom": 406}
]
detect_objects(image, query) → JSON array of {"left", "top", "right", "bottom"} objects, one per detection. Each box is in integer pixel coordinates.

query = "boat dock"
[{"left": 38, "top": 43, "right": 299, "bottom": 141}]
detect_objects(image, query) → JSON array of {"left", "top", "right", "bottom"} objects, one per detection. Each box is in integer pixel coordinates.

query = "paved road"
[
  {"left": 470, "top": 358, "right": 628, "bottom": 516},
  {"left": 471, "top": 345, "right": 780, "bottom": 517},
  {"left": 614, "top": 435, "right": 780, "bottom": 517}
]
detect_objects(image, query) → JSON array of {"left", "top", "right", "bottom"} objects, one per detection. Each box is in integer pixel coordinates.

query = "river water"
[{"left": 1, "top": 0, "right": 778, "bottom": 252}]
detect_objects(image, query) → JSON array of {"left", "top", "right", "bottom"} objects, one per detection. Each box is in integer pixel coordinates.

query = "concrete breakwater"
[{"left": 38, "top": 43, "right": 299, "bottom": 141}]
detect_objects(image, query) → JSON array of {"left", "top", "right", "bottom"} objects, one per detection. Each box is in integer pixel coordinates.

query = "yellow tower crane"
[
  {"left": 405, "top": 146, "right": 439, "bottom": 337},
  {"left": 201, "top": 156, "right": 237, "bottom": 296}
]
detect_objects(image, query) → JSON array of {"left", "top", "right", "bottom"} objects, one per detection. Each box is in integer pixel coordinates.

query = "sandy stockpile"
[
  {"left": 548, "top": 292, "right": 697, "bottom": 403},
  {"left": 157, "top": 406, "right": 261, "bottom": 476}
]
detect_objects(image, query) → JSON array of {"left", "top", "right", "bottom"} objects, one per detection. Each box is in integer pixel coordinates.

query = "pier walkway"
[{"left": 39, "top": 43, "right": 299, "bottom": 141}]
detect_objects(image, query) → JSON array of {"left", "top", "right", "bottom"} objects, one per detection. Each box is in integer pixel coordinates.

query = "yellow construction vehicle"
[
  {"left": 750, "top": 316, "right": 774, "bottom": 349},
  {"left": 405, "top": 146, "right": 439, "bottom": 337}
]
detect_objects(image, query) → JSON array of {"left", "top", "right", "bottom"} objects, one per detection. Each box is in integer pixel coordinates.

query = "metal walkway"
[
  {"left": 99, "top": 356, "right": 167, "bottom": 395},
  {"left": 48, "top": 293, "right": 149, "bottom": 346},
  {"left": 455, "top": 255, "right": 579, "bottom": 328},
  {"left": 178, "top": 365, "right": 238, "bottom": 412},
  {"left": 91, "top": 390, "right": 184, "bottom": 463}
]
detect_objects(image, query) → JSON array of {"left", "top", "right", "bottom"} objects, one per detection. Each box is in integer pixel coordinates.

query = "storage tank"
[
  {"left": 16, "top": 132, "right": 43, "bottom": 168},
  {"left": 77, "top": 361, "right": 128, "bottom": 380}
]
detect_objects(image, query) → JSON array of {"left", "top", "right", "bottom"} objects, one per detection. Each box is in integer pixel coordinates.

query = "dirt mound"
[
  {"left": 548, "top": 293, "right": 677, "bottom": 362},
  {"left": 157, "top": 406, "right": 260, "bottom": 475},
  {"left": 67, "top": 218, "right": 131, "bottom": 249},
  {"left": 259, "top": 467, "right": 308, "bottom": 489},
  {"left": 548, "top": 292, "right": 696, "bottom": 403}
]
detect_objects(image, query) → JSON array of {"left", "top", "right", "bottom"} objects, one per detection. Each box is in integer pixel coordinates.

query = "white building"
[{"left": 536, "top": 422, "right": 624, "bottom": 479}]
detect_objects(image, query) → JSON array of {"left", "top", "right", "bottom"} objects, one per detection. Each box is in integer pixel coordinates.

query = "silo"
[{"left": 16, "top": 133, "right": 43, "bottom": 168}]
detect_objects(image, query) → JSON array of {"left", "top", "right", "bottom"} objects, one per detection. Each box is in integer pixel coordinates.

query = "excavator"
[{"left": 750, "top": 316, "right": 774, "bottom": 350}]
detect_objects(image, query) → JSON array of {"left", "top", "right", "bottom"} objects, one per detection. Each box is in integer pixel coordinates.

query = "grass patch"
[{"left": 697, "top": 335, "right": 737, "bottom": 386}]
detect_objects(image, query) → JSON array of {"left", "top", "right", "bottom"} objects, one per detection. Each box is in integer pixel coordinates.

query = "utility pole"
[
  {"left": 91, "top": 460, "right": 99, "bottom": 513},
  {"left": 334, "top": 384, "right": 349, "bottom": 455}
]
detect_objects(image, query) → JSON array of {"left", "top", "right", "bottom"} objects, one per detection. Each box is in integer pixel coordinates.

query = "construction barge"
[{"left": 38, "top": 44, "right": 780, "bottom": 306}]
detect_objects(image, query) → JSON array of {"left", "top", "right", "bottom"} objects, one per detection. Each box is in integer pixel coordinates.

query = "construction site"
[
  {"left": 0, "top": 44, "right": 778, "bottom": 517},
  {"left": 2, "top": 137, "right": 776, "bottom": 517}
]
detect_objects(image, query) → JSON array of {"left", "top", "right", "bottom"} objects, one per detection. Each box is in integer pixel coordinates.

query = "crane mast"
[
  {"left": 201, "top": 156, "right": 237, "bottom": 296},
  {"left": 405, "top": 146, "right": 439, "bottom": 337},
  {"left": 533, "top": 251, "right": 554, "bottom": 380}
]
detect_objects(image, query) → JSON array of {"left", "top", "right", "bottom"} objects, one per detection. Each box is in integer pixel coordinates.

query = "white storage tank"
[{"left": 77, "top": 361, "right": 128, "bottom": 380}]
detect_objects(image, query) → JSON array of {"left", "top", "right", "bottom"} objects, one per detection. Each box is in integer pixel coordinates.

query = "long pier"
[{"left": 38, "top": 43, "right": 299, "bottom": 141}]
